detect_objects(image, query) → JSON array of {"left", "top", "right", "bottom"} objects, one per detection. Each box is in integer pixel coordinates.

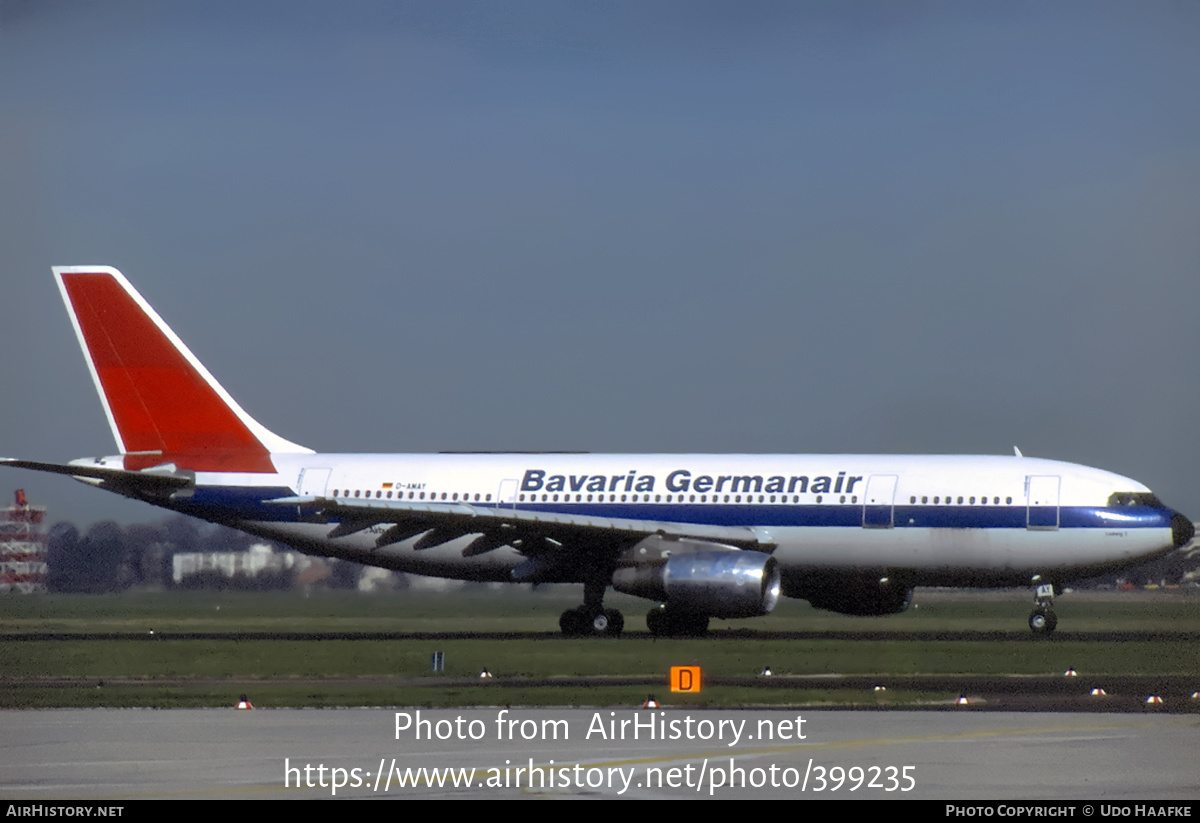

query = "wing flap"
[{"left": 268, "top": 495, "right": 769, "bottom": 549}]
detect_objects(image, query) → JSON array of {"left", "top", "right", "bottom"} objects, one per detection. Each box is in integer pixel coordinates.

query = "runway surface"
[{"left": 2, "top": 709, "right": 1197, "bottom": 800}]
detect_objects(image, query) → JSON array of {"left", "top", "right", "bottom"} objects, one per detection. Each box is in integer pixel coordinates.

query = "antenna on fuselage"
[{"left": 1013, "top": 446, "right": 1024, "bottom": 457}]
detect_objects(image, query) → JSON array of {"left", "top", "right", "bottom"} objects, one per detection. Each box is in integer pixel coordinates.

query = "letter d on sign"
[{"left": 670, "top": 666, "right": 701, "bottom": 693}]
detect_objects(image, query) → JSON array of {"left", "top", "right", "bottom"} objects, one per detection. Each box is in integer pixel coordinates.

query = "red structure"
[{"left": 1, "top": 490, "right": 47, "bottom": 593}]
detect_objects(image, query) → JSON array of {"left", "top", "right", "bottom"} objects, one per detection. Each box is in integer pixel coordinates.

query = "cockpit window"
[{"left": 1108, "top": 492, "right": 1164, "bottom": 508}]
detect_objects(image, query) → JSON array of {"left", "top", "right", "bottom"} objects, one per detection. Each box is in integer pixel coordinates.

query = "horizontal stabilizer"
[{"left": 0, "top": 458, "right": 194, "bottom": 491}]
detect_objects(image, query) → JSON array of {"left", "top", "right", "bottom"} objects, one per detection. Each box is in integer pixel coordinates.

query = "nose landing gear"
[{"left": 1028, "top": 577, "right": 1058, "bottom": 634}]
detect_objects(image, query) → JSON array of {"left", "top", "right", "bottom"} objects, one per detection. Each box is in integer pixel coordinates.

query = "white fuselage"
[{"left": 173, "top": 452, "right": 1178, "bottom": 590}]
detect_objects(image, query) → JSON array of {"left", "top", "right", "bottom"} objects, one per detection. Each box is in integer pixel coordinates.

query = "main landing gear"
[
  {"left": 1028, "top": 576, "right": 1058, "bottom": 634},
  {"left": 559, "top": 577, "right": 624, "bottom": 637},
  {"left": 559, "top": 606, "right": 624, "bottom": 637}
]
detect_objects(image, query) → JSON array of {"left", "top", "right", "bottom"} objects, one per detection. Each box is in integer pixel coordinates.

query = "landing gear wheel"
[
  {"left": 1029, "top": 607, "right": 1057, "bottom": 634},
  {"left": 561, "top": 607, "right": 624, "bottom": 637},
  {"left": 560, "top": 607, "right": 587, "bottom": 637},
  {"left": 603, "top": 609, "right": 625, "bottom": 636}
]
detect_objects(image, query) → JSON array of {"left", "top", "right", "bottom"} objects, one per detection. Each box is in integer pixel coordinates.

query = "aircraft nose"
[{"left": 1171, "top": 512, "right": 1194, "bottom": 548}]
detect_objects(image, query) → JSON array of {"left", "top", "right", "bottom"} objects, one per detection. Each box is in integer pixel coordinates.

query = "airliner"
[{"left": 3, "top": 267, "right": 1192, "bottom": 635}]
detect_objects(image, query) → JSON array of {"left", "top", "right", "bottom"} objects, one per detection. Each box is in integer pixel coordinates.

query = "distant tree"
[
  {"left": 124, "top": 522, "right": 169, "bottom": 587},
  {"left": 164, "top": 515, "right": 200, "bottom": 555},
  {"left": 45, "top": 520, "right": 129, "bottom": 593},
  {"left": 80, "top": 521, "right": 128, "bottom": 593},
  {"left": 177, "top": 570, "right": 230, "bottom": 591},
  {"left": 45, "top": 521, "right": 82, "bottom": 592}
]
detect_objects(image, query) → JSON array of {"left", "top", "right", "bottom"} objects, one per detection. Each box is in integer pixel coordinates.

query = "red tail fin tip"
[{"left": 53, "top": 266, "right": 311, "bottom": 472}]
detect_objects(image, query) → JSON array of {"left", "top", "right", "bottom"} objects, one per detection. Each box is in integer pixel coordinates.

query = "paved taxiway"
[{"left": 1, "top": 709, "right": 1197, "bottom": 800}]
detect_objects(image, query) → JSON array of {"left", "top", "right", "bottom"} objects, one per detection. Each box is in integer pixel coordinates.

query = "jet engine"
[{"left": 612, "top": 543, "right": 781, "bottom": 618}]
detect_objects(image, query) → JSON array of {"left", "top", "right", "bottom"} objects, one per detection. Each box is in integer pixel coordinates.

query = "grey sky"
[{"left": 2, "top": 1, "right": 1199, "bottom": 525}]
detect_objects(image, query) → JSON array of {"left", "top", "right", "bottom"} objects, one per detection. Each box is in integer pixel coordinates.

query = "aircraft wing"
[{"left": 267, "top": 494, "right": 771, "bottom": 580}]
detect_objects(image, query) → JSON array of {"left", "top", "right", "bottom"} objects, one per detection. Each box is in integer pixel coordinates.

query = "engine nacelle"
[
  {"left": 612, "top": 548, "right": 781, "bottom": 618},
  {"left": 784, "top": 572, "right": 913, "bottom": 616}
]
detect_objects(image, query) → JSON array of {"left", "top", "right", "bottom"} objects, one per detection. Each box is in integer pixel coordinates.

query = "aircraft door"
[
  {"left": 498, "top": 479, "right": 518, "bottom": 510},
  {"left": 1026, "top": 475, "right": 1060, "bottom": 530},
  {"left": 297, "top": 467, "right": 331, "bottom": 497},
  {"left": 863, "top": 474, "right": 898, "bottom": 528}
]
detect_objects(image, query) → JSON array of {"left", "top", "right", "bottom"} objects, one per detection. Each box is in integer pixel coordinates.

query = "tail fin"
[{"left": 54, "top": 266, "right": 311, "bottom": 473}]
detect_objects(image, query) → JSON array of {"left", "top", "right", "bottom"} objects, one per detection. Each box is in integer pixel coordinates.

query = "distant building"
[
  {"left": 1, "top": 490, "right": 47, "bottom": 593},
  {"left": 172, "top": 542, "right": 310, "bottom": 584}
]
